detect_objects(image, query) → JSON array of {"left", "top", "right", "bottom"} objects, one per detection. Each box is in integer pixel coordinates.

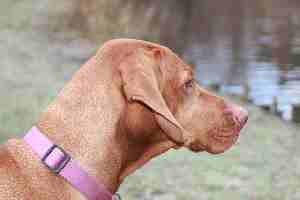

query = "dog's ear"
[{"left": 119, "top": 48, "right": 184, "bottom": 144}]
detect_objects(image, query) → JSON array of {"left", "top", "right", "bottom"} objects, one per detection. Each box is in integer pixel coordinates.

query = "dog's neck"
[
  {"left": 35, "top": 58, "right": 176, "bottom": 199},
  {"left": 37, "top": 61, "right": 127, "bottom": 195},
  {"left": 37, "top": 112, "right": 124, "bottom": 194}
]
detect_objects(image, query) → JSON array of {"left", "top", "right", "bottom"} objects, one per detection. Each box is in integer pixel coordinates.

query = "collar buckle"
[{"left": 42, "top": 144, "right": 71, "bottom": 174}]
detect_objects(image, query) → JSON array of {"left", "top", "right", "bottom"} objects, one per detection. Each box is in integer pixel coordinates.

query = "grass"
[
  {"left": 0, "top": 29, "right": 82, "bottom": 139},
  {"left": 1, "top": 2, "right": 300, "bottom": 199}
]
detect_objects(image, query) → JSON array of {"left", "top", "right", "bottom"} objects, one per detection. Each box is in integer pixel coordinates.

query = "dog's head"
[{"left": 117, "top": 41, "right": 248, "bottom": 155}]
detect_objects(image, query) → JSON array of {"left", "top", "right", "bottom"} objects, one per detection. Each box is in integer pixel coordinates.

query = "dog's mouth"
[
  {"left": 184, "top": 116, "right": 247, "bottom": 154},
  {"left": 207, "top": 119, "right": 247, "bottom": 154},
  {"left": 210, "top": 123, "right": 241, "bottom": 140},
  {"left": 211, "top": 131, "right": 239, "bottom": 148},
  {"left": 214, "top": 123, "right": 244, "bottom": 139},
  {"left": 212, "top": 132, "right": 238, "bottom": 141},
  {"left": 185, "top": 128, "right": 242, "bottom": 153},
  {"left": 188, "top": 143, "right": 206, "bottom": 153}
]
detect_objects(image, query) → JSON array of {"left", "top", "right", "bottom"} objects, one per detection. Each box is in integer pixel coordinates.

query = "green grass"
[{"left": 0, "top": 29, "right": 81, "bottom": 139}]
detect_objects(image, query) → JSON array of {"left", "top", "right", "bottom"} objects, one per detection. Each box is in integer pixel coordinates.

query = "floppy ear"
[{"left": 119, "top": 48, "right": 184, "bottom": 144}]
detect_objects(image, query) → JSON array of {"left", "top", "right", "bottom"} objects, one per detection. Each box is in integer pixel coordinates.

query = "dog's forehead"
[
  {"left": 114, "top": 39, "right": 194, "bottom": 76},
  {"left": 163, "top": 50, "right": 194, "bottom": 74},
  {"left": 173, "top": 61, "right": 195, "bottom": 79}
]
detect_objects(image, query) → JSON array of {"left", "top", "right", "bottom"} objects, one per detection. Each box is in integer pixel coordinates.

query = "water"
[
  {"left": 248, "top": 63, "right": 300, "bottom": 120},
  {"left": 196, "top": 60, "right": 300, "bottom": 121}
]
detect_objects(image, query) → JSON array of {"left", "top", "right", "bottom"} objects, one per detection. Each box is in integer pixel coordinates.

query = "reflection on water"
[
  {"left": 247, "top": 63, "right": 300, "bottom": 121},
  {"left": 196, "top": 60, "right": 300, "bottom": 122},
  {"left": 193, "top": 18, "right": 300, "bottom": 122}
]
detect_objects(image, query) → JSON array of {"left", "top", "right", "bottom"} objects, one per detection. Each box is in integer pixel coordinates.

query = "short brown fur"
[{"left": 0, "top": 39, "right": 247, "bottom": 200}]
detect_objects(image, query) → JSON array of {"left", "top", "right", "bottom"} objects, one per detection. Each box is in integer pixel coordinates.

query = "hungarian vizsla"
[{"left": 0, "top": 39, "right": 248, "bottom": 200}]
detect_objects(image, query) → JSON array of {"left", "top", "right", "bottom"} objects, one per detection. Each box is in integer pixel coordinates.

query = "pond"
[{"left": 195, "top": 50, "right": 300, "bottom": 122}]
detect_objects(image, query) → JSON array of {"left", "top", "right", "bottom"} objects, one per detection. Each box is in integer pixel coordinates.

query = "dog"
[{"left": 0, "top": 39, "right": 248, "bottom": 200}]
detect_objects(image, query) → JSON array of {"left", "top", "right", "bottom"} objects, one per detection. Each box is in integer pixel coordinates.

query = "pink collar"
[{"left": 24, "top": 127, "right": 119, "bottom": 200}]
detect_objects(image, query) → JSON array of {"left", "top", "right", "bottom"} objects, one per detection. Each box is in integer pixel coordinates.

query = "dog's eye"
[
  {"left": 183, "top": 79, "right": 195, "bottom": 94},
  {"left": 184, "top": 79, "right": 194, "bottom": 89}
]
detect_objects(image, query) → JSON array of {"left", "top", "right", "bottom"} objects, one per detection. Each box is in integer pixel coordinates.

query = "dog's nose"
[{"left": 224, "top": 103, "right": 248, "bottom": 128}]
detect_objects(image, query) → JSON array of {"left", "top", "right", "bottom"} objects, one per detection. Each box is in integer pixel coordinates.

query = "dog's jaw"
[{"left": 118, "top": 140, "right": 177, "bottom": 182}]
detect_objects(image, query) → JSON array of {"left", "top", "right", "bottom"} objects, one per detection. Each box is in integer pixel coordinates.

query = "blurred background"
[{"left": 1, "top": 0, "right": 300, "bottom": 199}]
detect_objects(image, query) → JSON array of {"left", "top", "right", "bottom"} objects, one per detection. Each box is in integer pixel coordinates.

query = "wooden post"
[
  {"left": 208, "top": 83, "right": 220, "bottom": 92},
  {"left": 241, "top": 83, "right": 251, "bottom": 102},
  {"left": 292, "top": 104, "right": 300, "bottom": 123},
  {"left": 270, "top": 96, "right": 279, "bottom": 115},
  {"left": 261, "top": 105, "right": 271, "bottom": 112}
]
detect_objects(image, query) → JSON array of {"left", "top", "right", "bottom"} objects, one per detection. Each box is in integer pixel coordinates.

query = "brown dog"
[{"left": 0, "top": 39, "right": 248, "bottom": 200}]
